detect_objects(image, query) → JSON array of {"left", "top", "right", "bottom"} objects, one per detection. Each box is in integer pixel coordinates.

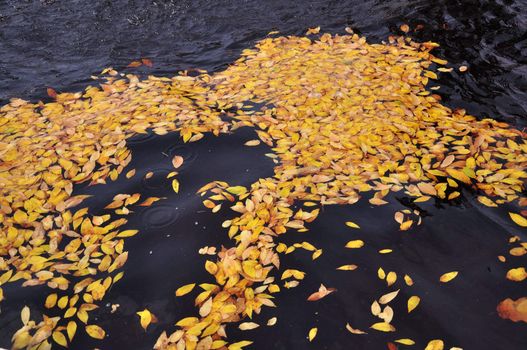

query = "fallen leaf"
[
  {"left": 509, "top": 212, "right": 527, "bottom": 227},
  {"left": 307, "top": 284, "right": 336, "bottom": 301},
  {"left": 308, "top": 327, "right": 318, "bottom": 341},
  {"left": 370, "top": 322, "right": 395, "bottom": 332},
  {"left": 175, "top": 283, "right": 196, "bottom": 297},
  {"left": 244, "top": 140, "right": 261, "bottom": 146},
  {"left": 172, "top": 179, "right": 180, "bottom": 193},
  {"left": 345, "top": 240, "right": 364, "bottom": 249},
  {"left": 346, "top": 323, "right": 367, "bottom": 334},
  {"left": 86, "top": 325, "right": 105, "bottom": 339},
  {"left": 137, "top": 309, "right": 153, "bottom": 331},
  {"left": 408, "top": 296, "right": 420, "bottom": 313},
  {"left": 172, "top": 155, "right": 184, "bottom": 169},
  {"left": 425, "top": 339, "right": 444, "bottom": 350},
  {"left": 379, "top": 290, "right": 400, "bottom": 304},
  {"left": 506, "top": 267, "right": 526, "bottom": 282},
  {"left": 439, "top": 271, "right": 459, "bottom": 283},
  {"left": 497, "top": 297, "right": 527, "bottom": 322},
  {"left": 239, "top": 322, "right": 259, "bottom": 330},
  {"left": 21, "top": 306, "right": 30, "bottom": 325},
  {"left": 345, "top": 221, "right": 360, "bottom": 229}
]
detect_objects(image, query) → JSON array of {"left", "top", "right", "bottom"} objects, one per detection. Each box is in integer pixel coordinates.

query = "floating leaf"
[
  {"left": 86, "top": 325, "right": 105, "bottom": 339},
  {"left": 346, "top": 323, "right": 367, "bottom": 334},
  {"left": 379, "top": 290, "right": 400, "bottom": 304},
  {"left": 176, "top": 283, "right": 196, "bottom": 297},
  {"left": 307, "top": 284, "right": 336, "bottom": 301},
  {"left": 67, "top": 321, "right": 77, "bottom": 341},
  {"left": 345, "top": 240, "right": 364, "bottom": 249},
  {"left": 239, "top": 322, "right": 259, "bottom": 330},
  {"left": 244, "top": 140, "right": 261, "bottom": 146},
  {"left": 425, "top": 339, "right": 444, "bottom": 350},
  {"left": 45, "top": 293, "right": 58, "bottom": 309},
  {"left": 345, "top": 221, "right": 360, "bottom": 229},
  {"left": 370, "top": 322, "right": 395, "bottom": 332},
  {"left": 21, "top": 306, "right": 30, "bottom": 325},
  {"left": 172, "top": 155, "right": 184, "bottom": 169},
  {"left": 386, "top": 271, "right": 397, "bottom": 286},
  {"left": 509, "top": 212, "right": 527, "bottom": 227},
  {"left": 308, "top": 327, "right": 318, "bottom": 341},
  {"left": 506, "top": 267, "right": 526, "bottom": 282},
  {"left": 408, "top": 296, "right": 420, "bottom": 313},
  {"left": 137, "top": 309, "right": 153, "bottom": 331},
  {"left": 337, "top": 265, "right": 358, "bottom": 271},
  {"left": 306, "top": 26, "right": 321, "bottom": 35},
  {"left": 172, "top": 179, "right": 180, "bottom": 193},
  {"left": 439, "top": 271, "right": 459, "bottom": 283},
  {"left": 52, "top": 331, "right": 68, "bottom": 347}
]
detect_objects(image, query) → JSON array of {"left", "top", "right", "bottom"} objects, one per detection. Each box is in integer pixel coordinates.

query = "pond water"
[{"left": 0, "top": 1, "right": 526, "bottom": 349}]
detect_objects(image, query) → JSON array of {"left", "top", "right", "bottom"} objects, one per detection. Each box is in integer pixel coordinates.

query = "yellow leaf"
[
  {"left": 308, "top": 327, "right": 318, "bottom": 341},
  {"left": 14, "top": 210, "right": 28, "bottom": 224},
  {"left": 67, "top": 321, "right": 77, "bottom": 341},
  {"left": 395, "top": 338, "right": 415, "bottom": 345},
  {"left": 172, "top": 179, "right": 180, "bottom": 193},
  {"left": 379, "top": 289, "right": 400, "bottom": 304},
  {"left": 21, "top": 306, "right": 30, "bottom": 325},
  {"left": 400, "top": 220, "right": 413, "bottom": 231},
  {"left": 117, "top": 229, "right": 139, "bottom": 238},
  {"left": 228, "top": 341, "right": 253, "bottom": 350},
  {"left": 337, "top": 265, "right": 358, "bottom": 271},
  {"left": 175, "top": 283, "right": 196, "bottom": 297},
  {"left": 386, "top": 271, "right": 397, "bottom": 286},
  {"left": 446, "top": 168, "right": 471, "bottom": 184},
  {"left": 407, "top": 296, "right": 420, "bottom": 313},
  {"left": 52, "top": 331, "right": 67, "bottom": 347},
  {"left": 439, "top": 271, "right": 459, "bottom": 283},
  {"left": 509, "top": 212, "right": 527, "bottom": 227},
  {"left": 404, "top": 274, "right": 414, "bottom": 286},
  {"left": 425, "top": 339, "right": 444, "bottom": 350},
  {"left": 345, "top": 221, "right": 360, "bottom": 229},
  {"left": 346, "top": 323, "right": 367, "bottom": 334},
  {"left": 306, "top": 26, "right": 321, "bottom": 35},
  {"left": 345, "top": 240, "right": 364, "bottom": 249},
  {"left": 477, "top": 196, "right": 497, "bottom": 207},
  {"left": 45, "top": 293, "right": 58, "bottom": 309},
  {"left": 86, "top": 325, "right": 105, "bottom": 339},
  {"left": 506, "top": 267, "right": 526, "bottom": 282},
  {"left": 244, "top": 140, "right": 261, "bottom": 146},
  {"left": 126, "top": 169, "right": 136, "bottom": 178},
  {"left": 239, "top": 322, "right": 259, "bottom": 330},
  {"left": 370, "top": 322, "right": 395, "bottom": 332},
  {"left": 176, "top": 317, "right": 198, "bottom": 327},
  {"left": 137, "top": 309, "right": 153, "bottom": 331}
]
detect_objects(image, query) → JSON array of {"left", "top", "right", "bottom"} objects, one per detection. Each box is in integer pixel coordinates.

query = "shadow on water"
[{"left": 0, "top": 0, "right": 526, "bottom": 349}]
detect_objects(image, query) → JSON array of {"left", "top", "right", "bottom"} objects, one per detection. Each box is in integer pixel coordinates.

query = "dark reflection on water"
[{"left": 0, "top": 0, "right": 526, "bottom": 349}]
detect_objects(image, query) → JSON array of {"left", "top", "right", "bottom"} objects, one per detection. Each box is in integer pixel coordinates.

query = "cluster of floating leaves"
[
  {"left": 1, "top": 28, "right": 526, "bottom": 350},
  {"left": 1, "top": 71, "right": 230, "bottom": 348}
]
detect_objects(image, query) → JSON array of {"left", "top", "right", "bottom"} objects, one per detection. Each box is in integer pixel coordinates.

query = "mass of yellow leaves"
[{"left": 1, "top": 28, "right": 526, "bottom": 350}]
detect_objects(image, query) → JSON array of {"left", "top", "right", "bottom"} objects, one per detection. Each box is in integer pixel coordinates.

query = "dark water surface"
[{"left": 1, "top": 0, "right": 526, "bottom": 349}]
